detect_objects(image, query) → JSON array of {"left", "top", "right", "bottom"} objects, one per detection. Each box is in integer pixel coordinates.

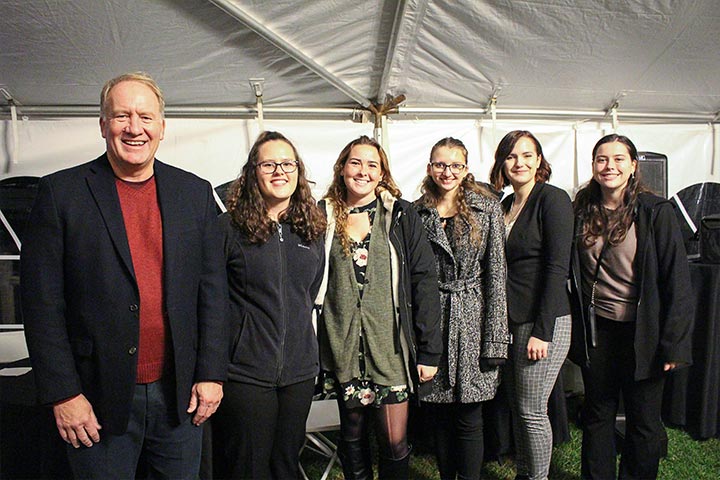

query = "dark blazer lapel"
[
  {"left": 86, "top": 154, "right": 135, "bottom": 279},
  {"left": 502, "top": 192, "right": 518, "bottom": 246},
  {"left": 505, "top": 182, "right": 543, "bottom": 246},
  {"left": 153, "top": 161, "right": 182, "bottom": 295}
]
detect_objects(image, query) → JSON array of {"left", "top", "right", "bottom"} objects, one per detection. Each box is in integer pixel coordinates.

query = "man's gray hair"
[{"left": 100, "top": 72, "right": 165, "bottom": 118}]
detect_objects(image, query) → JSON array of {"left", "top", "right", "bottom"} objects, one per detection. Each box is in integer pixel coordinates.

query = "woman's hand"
[
  {"left": 527, "top": 336, "right": 549, "bottom": 361},
  {"left": 417, "top": 364, "right": 438, "bottom": 383},
  {"left": 664, "top": 362, "right": 678, "bottom": 371}
]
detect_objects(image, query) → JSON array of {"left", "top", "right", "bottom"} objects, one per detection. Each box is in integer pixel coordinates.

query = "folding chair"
[{"left": 299, "top": 399, "right": 341, "bottom": 480}]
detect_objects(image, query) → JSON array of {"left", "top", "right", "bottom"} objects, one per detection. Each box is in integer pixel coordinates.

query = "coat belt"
[
  {"left": 438, "top": 277, "right": 482, "bottom": 387},
  {"left": 439, "top": 278, "right": 482, "bottom": 293}
]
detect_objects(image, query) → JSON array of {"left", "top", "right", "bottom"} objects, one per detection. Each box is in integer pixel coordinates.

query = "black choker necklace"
[{"left": 349, "top": 199, "right": 377, "bottom": 214}]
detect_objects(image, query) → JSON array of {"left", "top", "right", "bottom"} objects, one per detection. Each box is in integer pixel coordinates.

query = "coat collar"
[
  {"left": 414, "top": 191, "right": 490, "bottom": 265},
  {"left": 86, "top": 154, "right": 135, "bottom": 278},
  {"left": 378, "top": 189, "right": 399, "bottom": 214},
  {"left": 85, "top": 154, "right": 175, "bottom": 282}
]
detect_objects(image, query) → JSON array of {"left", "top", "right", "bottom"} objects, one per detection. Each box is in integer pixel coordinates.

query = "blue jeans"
[{"left": 66, "top": 379, "right": 202, "bottom": 480}]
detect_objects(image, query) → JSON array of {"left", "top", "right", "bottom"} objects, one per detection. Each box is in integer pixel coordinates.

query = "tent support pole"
[{"left": 209, "top": 0, "right": 371, "bottom": 108}]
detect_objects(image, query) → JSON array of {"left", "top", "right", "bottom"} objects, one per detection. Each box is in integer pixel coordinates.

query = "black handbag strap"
[{"left": 589, "top": 239, "right": 610, "bottom": 306}]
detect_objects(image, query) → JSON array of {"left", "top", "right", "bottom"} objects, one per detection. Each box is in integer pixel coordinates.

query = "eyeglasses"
[
  {"left": 429, "top": 162, "right": 466, "bottom": 174},
  {"left": 256, "top": 160, "right": 299, "bottom": 174}
]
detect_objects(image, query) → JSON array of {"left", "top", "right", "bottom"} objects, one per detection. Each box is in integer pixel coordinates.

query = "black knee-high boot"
[
  {"left": 378, "top": 445, "right": 411, "bottom": 480},
  {"left": 339, "top": 438, "right": 372, "bottom": 480}
]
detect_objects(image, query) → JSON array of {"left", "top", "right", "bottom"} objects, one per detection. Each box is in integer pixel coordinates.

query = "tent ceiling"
[{"left": 1, "top": 0, "right": 719, "bottom": 121}]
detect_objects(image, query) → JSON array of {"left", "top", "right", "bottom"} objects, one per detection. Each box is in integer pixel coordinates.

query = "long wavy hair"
[
  {"left": 323, "top": 135, "right": 401, "bottom": 255},
  {"left": 573, "top": 134, "right": 650, "bottom": 247},
  {"left": 489, "top": 130, "right": 552, "bottom": 191},
  {"left": 226, "top": 131, "right": 326, "bottom": 244},
  {"left": 416, "top": 137, "right": 495, "bottom": 244}
]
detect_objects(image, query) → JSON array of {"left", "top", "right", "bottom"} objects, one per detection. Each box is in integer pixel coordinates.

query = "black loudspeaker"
[{"left": 637, "top": 152, "right": 667, "bottom": 198}]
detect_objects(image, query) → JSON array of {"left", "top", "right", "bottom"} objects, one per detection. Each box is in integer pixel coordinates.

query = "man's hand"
[
  {"left": 187, "top": 381, "right": 223, "bottom": 426},
  {"left": 527, "top": 336, "right": 549, "bottom": 361},
  {"left": 52, "top": 394, "right": 102, "bottom": 448},
  {"left": 417, "top": 364, "right": 438, "bottom": 384}
]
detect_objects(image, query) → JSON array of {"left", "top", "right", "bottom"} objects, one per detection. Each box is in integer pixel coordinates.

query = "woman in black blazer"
[{"left": 489, "top": 130, "right": 573, "bottom": 480}]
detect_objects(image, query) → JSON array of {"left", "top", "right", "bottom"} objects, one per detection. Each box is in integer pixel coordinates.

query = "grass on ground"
[{"left": 301, "top": 421, "right": 720, "bottom": 479}]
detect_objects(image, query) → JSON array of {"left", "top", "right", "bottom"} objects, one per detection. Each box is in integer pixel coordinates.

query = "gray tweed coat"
[{"left": 415, "top": 190, "right": 510, "bottom": 403}]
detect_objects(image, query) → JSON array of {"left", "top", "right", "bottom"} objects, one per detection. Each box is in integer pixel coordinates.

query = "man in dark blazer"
[{"left": 21, "top": 72, "right": 228, "bottom": 479}]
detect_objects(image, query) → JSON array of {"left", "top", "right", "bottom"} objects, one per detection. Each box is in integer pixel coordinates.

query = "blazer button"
[
  {"left": 129, "top": 304, "right": 139, "bottom": 312},
  {"left": 128, "top": 346, "right": 137, "bottom": 355}
]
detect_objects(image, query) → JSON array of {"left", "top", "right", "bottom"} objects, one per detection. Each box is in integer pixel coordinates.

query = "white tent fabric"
[
  {"left": 2, "top": 0, "right": 719, "bottom": 117},
  {"left": 1, "top": 117, "right": 716, "bottom": 200},
  {"left": 1, "top": 0, "right": 719, "bottom": 198}
]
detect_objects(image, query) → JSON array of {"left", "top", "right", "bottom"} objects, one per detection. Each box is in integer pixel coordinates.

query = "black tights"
[{"left": 338, "top": 400, "right": 410, "bottom": 460}]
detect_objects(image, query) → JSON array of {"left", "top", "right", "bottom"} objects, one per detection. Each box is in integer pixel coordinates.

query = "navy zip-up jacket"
[{"left": 220, "top": 213, "right": 325, "bottom": 387}]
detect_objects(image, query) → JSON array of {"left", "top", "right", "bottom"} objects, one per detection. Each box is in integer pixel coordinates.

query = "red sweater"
[{"left": 116, "top": 177, "right": 168, "bottom": 384}]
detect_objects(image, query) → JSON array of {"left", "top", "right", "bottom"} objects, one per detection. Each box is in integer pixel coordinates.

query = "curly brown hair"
[
  {"left": 489, "top": 130, "right": 552, "bottom": 191},
  {"left": 573, "top": 134, "right": 650, "bottom": 247},
  {"left": 323, "top": 135, "right": 401, "bottom": 255},
  {"left": 416, "top": 137, "right": 495, "bottom": 244},
  {"left": 226, "top": 131, "right": 326, "bottom": 244}
]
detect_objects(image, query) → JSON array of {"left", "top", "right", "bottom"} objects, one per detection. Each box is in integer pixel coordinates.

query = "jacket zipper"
[
  {"left": 390, "top": 208, "right": 416, "bottom": 360},
  {"left": 276, "top": 222, "right": 286, "bottom": 383}
]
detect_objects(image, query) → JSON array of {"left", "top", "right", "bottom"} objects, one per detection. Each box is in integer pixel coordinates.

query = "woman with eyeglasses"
[
  {"left": 213, "top": 131, "right": 327, "bottom": 479},
  {"left": 415, "top": 137, "right": 510, "bottom": 480},
  {"left": 489, "top": 130, "right": 573, "bottom": 480},
  {"left": 569, "top": 134, "right": 693, "bottom": 479},
  {"left": 316, "top": 135, "right": 442, "bottom": 479}
]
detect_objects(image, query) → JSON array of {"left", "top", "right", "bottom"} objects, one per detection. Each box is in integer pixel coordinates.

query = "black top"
[
  {"left": 502, "top": 182, "right": 574, "bottom": 341},
  {"left": 221, "top": 213, "right": 325, "bottom": 387}
]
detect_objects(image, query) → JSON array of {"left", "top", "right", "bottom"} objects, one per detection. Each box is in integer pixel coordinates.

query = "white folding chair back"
[{"left": 299, "top": 399, "right": 341, "bottom": 480}]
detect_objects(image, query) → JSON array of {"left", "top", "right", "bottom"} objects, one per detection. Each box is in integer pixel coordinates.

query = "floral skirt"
[{"left": 323, "top": 375, "right": 409, "bottom": 408}]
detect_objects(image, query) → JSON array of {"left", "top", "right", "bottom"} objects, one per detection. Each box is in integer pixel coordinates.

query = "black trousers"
[
  {"left": 425, "top": 402, "right": 484, "bottom": 480},
  {"left": 213, "top": 378, "right": 315, "bottom": 480},
  {"left": 581, "top": 317, "right": 667, "bottom": 480}
]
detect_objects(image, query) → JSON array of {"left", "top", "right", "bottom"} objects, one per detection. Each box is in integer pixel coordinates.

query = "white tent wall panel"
[
  {"left": 1, "top": 118, "right": 717, "bottom": 203},
  {"left": 386, "top": 120, "right": 483, "bottom": 200},
  {"left": 0, "top": 118, "right": 252, "bottom": 188},
  {"left": 0, "top": 118, "right": 105, "bottom": 178},
  {"left": 477, "top": 121, "right": 578, "bottom": 198},
  {"left": 573, "top": 123, "right": 717, "bottom": 197}
]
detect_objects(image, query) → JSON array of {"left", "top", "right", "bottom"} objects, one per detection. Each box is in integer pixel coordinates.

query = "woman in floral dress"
[{"left": 316, "top": 135, "right": 442, "bottom": 480}]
